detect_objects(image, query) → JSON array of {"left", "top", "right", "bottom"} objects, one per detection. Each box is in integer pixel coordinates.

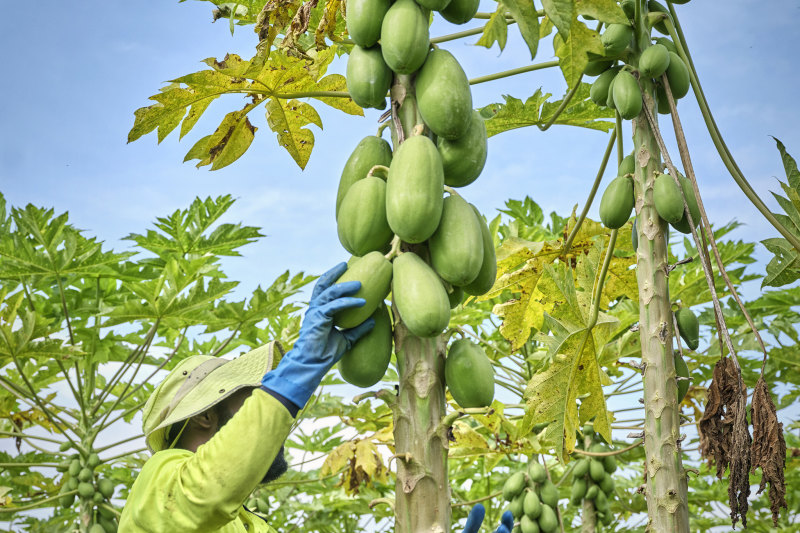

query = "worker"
[{"left": 118, "top": 263, "right": 513, "bottom": 532}]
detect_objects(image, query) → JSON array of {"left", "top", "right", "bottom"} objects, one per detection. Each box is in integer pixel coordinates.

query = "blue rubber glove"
[
  {"left": 261, "top": 262, "right": 374, "bottom": 409},
  {"left": 462, "top": 505, "right": 514, "bottom": 533}
]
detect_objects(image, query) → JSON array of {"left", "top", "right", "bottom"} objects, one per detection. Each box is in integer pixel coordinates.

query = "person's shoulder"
[{"left": 140, "top": 448, "right": 194, "bottom": 473}]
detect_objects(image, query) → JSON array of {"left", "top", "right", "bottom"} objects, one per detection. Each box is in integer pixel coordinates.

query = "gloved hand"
[
  {"left": 261, "top": 262, "right": 374, "bottom": 409},
  {"left": 463, "top": 505, "right": 514, "bottom": 533}
]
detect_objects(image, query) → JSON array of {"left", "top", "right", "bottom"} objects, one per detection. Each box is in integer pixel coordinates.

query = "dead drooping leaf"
[
  {"left": 750, "top": 376, "right": 787, "bottom": 526},
  {"left": 698, "top": 357, "right": 751, "bottom": 527}
]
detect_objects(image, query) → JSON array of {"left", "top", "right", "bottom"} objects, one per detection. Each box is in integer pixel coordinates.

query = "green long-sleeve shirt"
[{"left": 119, "top": 389, "right": 294, "bottom": 533}]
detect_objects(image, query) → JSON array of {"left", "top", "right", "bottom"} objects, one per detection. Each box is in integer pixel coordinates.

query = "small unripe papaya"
[
  {"left": 539, "top": 479, "right": 558, "bottom": 508},
  {"left": 528, "top": 461, "right": 547, "bottom": 484},
  {"left": 600, "top": 24, "right": 633, "bottom": 57},
  {"left": 346, "top": 45, "right": 392, "bottom": 110},
  {"left": 338, "top": 304, "right": 393, "bottom": 387},
  {"left": 520, "top": 515, "right": 540, "bottom": 533},
  {"left": 612, "top": 70, "right": 643, "bottom": 120},
  {"left": 439, "top": 0, "right": 480, "bottom": 24},
  {"left": 590, "top": 67, "right": 620, "bottom": 107},
  {"left": 665, "top": 51, "right": 690, "bottom": 99},
  {"left": 392, "top": 252, "right": 450, "bottom": 338},
  {"left": 599, "top": 176, "right": 634, "bottom": 229},
  {"left": 639, "top": 43, "right": 671, "bottom": 78},
  {"left": 445, "top": 339, "right": 494, "bottom": 408},
  {"left": 346, "top": 0, "right": 390, "bottom": 47},
  {"left": 523, "top": 489, "right": 542, "bottom": 518},
  {"left": 380, "top": 0, "right": 429, "bottom": 74},
  {"left": 503, "top": 471, "right": 526, "bottom": 501},
  {"left": 572, "top": 458, "right": 590, "bottom": 478},
  {"left": 675, "top": 352, "right": 690, "bottom": 401},
  {"left": 589, "top": 459, "right": 606, "bottom": 482},
  {"left": 584, "top": 60, "right": 614, "bottom": 77},
  {"left": 654, "top": 173, "right": 685, "bottom": 224},
  {"left": 675, "top": 307, "right": 699, "bottom": 350},
  {"left": 333, "top": 252, "right": 392, "bottom": 329}
]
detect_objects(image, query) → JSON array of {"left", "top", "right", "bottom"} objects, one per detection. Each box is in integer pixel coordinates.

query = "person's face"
[{"left": 217, "top": 388, "right": 289, "bottom": 484}]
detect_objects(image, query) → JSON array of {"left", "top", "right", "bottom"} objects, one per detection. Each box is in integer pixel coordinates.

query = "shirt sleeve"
[{"left": 120, "top": 389, "right": 294, "bottom": 533}]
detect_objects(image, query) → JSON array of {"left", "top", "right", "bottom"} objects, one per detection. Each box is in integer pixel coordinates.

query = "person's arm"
[{"left": 121, "top": 391, "right": 293, "bottom": 532}]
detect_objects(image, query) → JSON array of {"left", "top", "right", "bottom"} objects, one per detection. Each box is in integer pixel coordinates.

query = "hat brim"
[{"left": 145, "top": 341, "right": 283, "bottom": 452}]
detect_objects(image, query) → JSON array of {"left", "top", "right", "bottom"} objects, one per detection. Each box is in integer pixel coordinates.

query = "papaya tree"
[{"left": 2, "top": 0, "right": 799, "bottom": 532}]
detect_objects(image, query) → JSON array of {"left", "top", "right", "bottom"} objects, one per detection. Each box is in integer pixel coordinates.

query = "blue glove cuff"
[{"left": 261, "top": 370, "right": 316, "bottom": 409}]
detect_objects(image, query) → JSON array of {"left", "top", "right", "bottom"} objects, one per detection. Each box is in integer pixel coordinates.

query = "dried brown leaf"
[
  {"left": 698, "top": 357, "right": 751, "bottom": 527},
  {"left": 750, "top": 376, "right": 787, "bottom": 526}
]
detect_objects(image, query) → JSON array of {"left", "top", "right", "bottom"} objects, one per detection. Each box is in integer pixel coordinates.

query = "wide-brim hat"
[{"left": 142, "top": 341, "right": 283, "bottom": 453}]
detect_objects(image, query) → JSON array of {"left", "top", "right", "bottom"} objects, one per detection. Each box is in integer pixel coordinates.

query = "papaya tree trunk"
[
  {"left": 393, "top": 319, "right": 450, "bottom": 532},
  {"left": 631, "top": 6, "right": 690, "bottom": 527},
  {"left": 390, "top": 73, "right": 451, "bottom": 533},
  {"left": 581, "top": 435, "right": 596, "bottom": 533}
]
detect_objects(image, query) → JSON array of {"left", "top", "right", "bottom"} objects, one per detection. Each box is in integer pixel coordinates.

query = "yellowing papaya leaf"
[
  {"left": 315, "top": 0, "right": 343, "bottom": 49},
  {"left": 518, "top": 251, "right": 616, "bottom": 460},
  {"left": 575, "top": 0, "right": 628, "bottom": 24},
  {"left": 266, "top": 98, "right": 321, "bottom": 169},
  {"left": 480, "top": 85, "right": 614, "bottom": 138},
  {"left": 320, "top": 440, "right": 355, "bottom": 477},
  {"left": 555, "top": 17, "right": 604, "bottom": 89},
  {"left": 130, "top": 49, "right": 356, "bottom": 170},
  {"left": 448, "top": 421, "right": 490, "bottom": 457},
  {"left": 256, "top": 0, "right": 304, "bottom": 53},
  {"left": 503, "top": 0, "right": 540, "bottom": 59},
  {"left": 476, "top": 3, "right": 508, "bottom": 52}
]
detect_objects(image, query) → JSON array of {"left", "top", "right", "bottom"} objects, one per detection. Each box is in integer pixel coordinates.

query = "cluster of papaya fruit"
[
  {"left": 599, "top": 149, "right": 699, "bottom": 237},
  {"left": 335, "top": 0, "right": 496, "bottom": 402},
  {"left": 56, "top": 451, "right": 117, "bottom": 532},
  {"left": 502, "top": 459, "right": 561, "bottom": 533},
  {"left": 568, "top": 424, "right": 617, "bottom": 528},
  {"left": 673, "top": 305, "right": 697, "bottom": 402},
  {"left": 586, "top": 0, "right": 690, "bottom": 120}
]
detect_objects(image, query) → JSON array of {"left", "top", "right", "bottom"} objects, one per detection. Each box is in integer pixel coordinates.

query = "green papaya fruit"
[
  {"left": 620, "top": 0, "right": 635, "bottom": 18},
  {"left": 88, "top": 525, "right": 105, "bottom": 533},
  {"left": 415, "top": 49, "right": 472, "bottom": 140},
  {"left": 589, "top": 443, "right": 606, "bottom": 453},
  {"left": 665, "top": 51, "right": 690, "bottom": 99},
  {"left": 585, "top": 485, "right": 599, "bottom": 500},
  {"left": 462, "top": 206, "right": 497, "bottom": 296},
  {"left": 346, "top": 45, "right": 392, "bottom": 110},
  {"left": 60, "top": 492, "right": 75, "bottom": 508},
  {"left": 386, "top": 135, "right": 444, "bottom": 243},
  {"left": 675, "top": 307, "right": 699, "bottom": 350},
  {"left": 445, "top": 339, "right": 494, "bottom": 407},
  {"left": 97, "top": 478, "right": 114, "bottom": 499},
  {"left": 256, "top": 497, "right": 270, "bottom": 514},
  {"left": 56, "top": 459, "right": 71, "bottom": 473},
  {"left": 380, "top": 0, "right": 430, "bottom": 74},
  {"left": 339, "top": 304, "right": 393, "bottom": 387},
  {"left": 670, "top": 175, "right": 700, "bottom": 233},
  {"left": 647, "top": 0, "right": 671, "bottom": 34},
  {"left": 448, "top": 285, "right": 463, "bottom": 308},
  {"left": 508, "top": 491, "right": 525, "bottom": 517},
  {"left": 603, "top": 454, "right": 618, "bottom": 474},
  {"left": 589, "top": 459, "right": 606, "bottom": 482},
  {"left": 92, "top": 491, "right": 104, "bottom": 503},
  {"left": 337, "top": 176, "right": 393, "bottom": 256},
  {"left": 539, "top": 479, "right": 558, "bottom": 508},
  {"left": 606, "top": 71, "right": 618, "bottom": 109},
  {"left": 583, "top": 421, "right": 594, "bottom": 435},
  {"left": 590, "top": 67, "right": 620, "bottom": 107},
  {"left": 570, "top": 478, "right": 587, "bottom": 503},
  {"left": 520, "top": 515, "right": 540, "bottom": 533},
  {"left": 528, "top": 461, "right": 547, "bottom": 484},
  {"left": 632, "top": 217, "right": 638, "bottom": 251},
  {"left": 584, "top": 60, "right": 614, "bottom": 77},
  {"left": 675, "top": 352, "right": 690, "bottom": 402},
  {"left": 78, "top": 482, "right": 95, "bottom": 499},
  {"left": 594, "top": 489, "right": 609, "bottom": 512},
  {"left": 600, "top": 24, "right": 633, "bottom": 57},
  {"left": 336, "top": 136, "right": 393, "bottom": 217},
  {"left": 59, "top": 441, "right": 72, "bottom": 452},
  {"left": 429, "top": 194, "right": 484, "bottom": 286},
  {"left": 392, "top": 252, "right": 450, "bottom": 337},
  {"left": 639, "top": 43, "right": 671, "bottom": 78},
  {"left": 654, "top": 173, "right": 685, "bottom": 224},
  {"left": 572, "top": 458, "right": 590, "bottom": 478},
  {"left": 655, "top": 37, "right": 678, "bottom": 54},
  {"left": 415, "top": 0, "right": 451, "bottom": 12},
  {"left": 618, "top": 153, "right": 635, "bottom": 177},
  {"left": 78, "top": 468, "right": 93, "bottom": 482},
  {"left": 612, "top": 70, "right": 643, "bottom": 120},
  {"left": 601, "top": 511, "right": 614, "bottom": 526},
  {"left": 503, "top": 471, "right": 527, "bottom": 501},
  {"left": 439, "top": 0, "right": 479, "bottom": 24},
  {"left": 438, "top": 110, "right": 487, "bottom": 187},
  {"left": 99, "top": 517, "right": 118, "bottom": 533},
  {"left": 599, "top": 176, "right": 634, "bottom": 229},
  {"left": 599, "top": 472, "right": 615, "bottom": 494},
  {"left": 346, "top": 0, "right": 391, "bottom": 47},
  {"left": 523, "top": 489, "right": 542, "bottom": 518},
  {"left": 333, "top": 252, "right": 393, "bottom": 329},
  {"left": 69, "top": 459, "right": 81, "bottom": 477},
  {"left": 87, "top": 453, "right": 101, "bottom": 469},
  {"left": 537, "top": 504, "right": 558, "bottom": 533},
  {"left": 67, "top": 477, "right": 79, "bottom": 491}
]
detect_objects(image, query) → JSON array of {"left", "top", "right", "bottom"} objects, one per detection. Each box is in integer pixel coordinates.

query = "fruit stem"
[
  {"left": 572, "top": 439, "right": 643, "bottom": 457},
  {"left": 537, "top": 73, "right": 585, "bottom": 131},
  {"left": 384, "top": 236, "right": 402, "bottom": 261},
  {"left": 468, "top": 61, "right": 559, "bottom": 86},
  {"left": 0, "top": 490, "right": 79, "bottom": 513},
  {"left": 664, "top": 16, "right": 800, "bottom": 254},
  {"left": 443, "top": 185, "right": 460, "bottom": 197},
  {"left": 366, "top": 164, "right": 390, "bottom": 180}
]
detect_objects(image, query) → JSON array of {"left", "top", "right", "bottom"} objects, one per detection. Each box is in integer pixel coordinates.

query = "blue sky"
[{"left": 2, "top": 0, "right": 799, "bottom": 297}]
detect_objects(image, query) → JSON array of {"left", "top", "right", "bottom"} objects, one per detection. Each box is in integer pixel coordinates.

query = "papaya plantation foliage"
[{"left": 3, "top": 0, "right": 800, "bottom": 532}]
